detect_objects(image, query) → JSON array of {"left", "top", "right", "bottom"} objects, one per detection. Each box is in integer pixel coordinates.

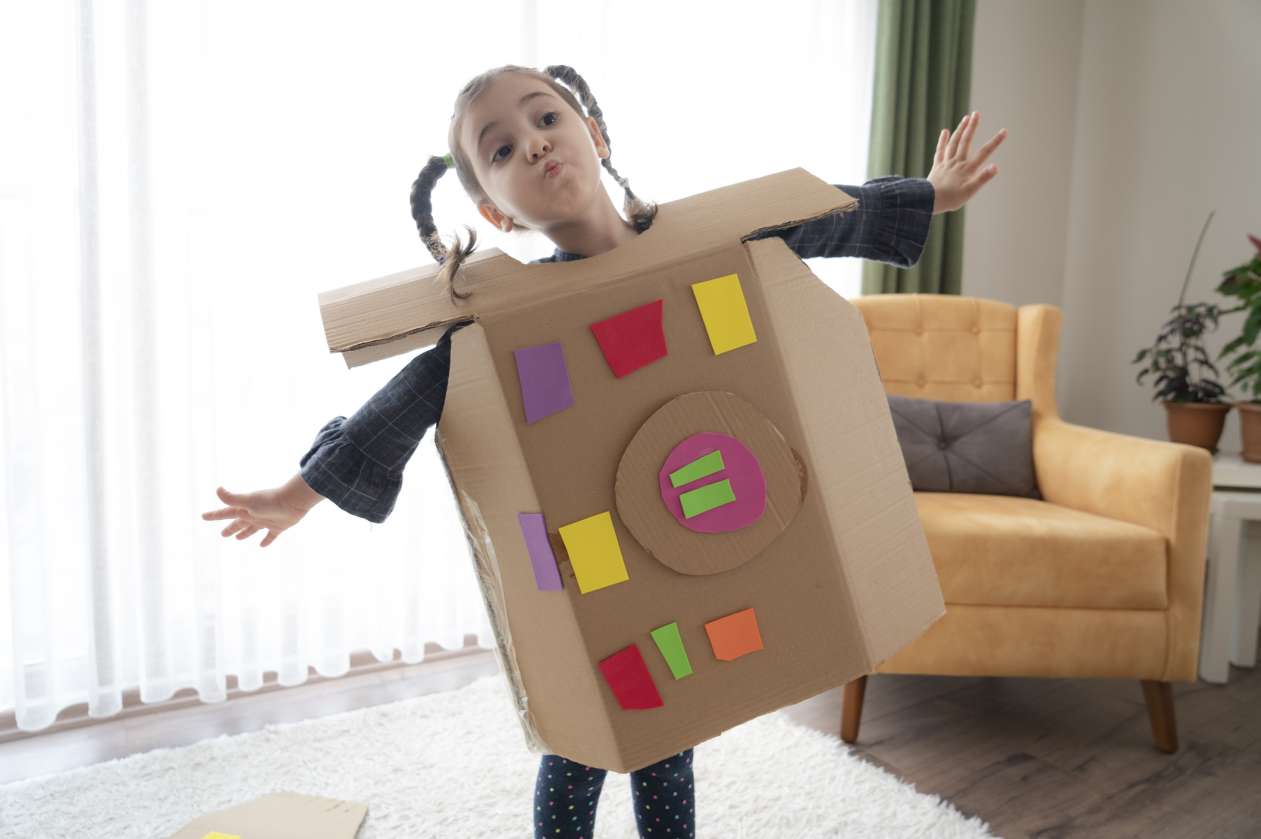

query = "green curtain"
[{"left": 862, "top": 0, "right": 976, "bottom": 296}]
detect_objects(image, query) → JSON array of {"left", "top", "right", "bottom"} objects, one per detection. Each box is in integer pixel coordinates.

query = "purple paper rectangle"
[
  {"left": 513, "top": 341, "right": 574, "bottom": 424},
  {"left": 518, "top": 512, "right": 563, "bottom": 591}
]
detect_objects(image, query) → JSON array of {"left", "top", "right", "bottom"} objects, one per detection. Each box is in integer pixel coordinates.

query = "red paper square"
[
  {"left": 598, "top": 643, "right": 664, "bottom": 710},
  {"left": 589, "top": 299, "right": 667, "bottom": 378}
]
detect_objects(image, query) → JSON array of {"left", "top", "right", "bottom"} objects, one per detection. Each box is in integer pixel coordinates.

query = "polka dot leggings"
[{"left": 533, "top": 747, "right": 694, "bottom": 838}]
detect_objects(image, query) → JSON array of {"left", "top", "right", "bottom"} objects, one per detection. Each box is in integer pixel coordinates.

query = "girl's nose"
[{"left": 528, "top": 138, "right": 552, "bottom": 162}]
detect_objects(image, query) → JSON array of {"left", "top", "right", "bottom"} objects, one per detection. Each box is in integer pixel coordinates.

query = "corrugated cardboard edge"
[
  {"left": 435, "top": 321, "right": 620, "bottom": 763},
  {"left": 748, "top": 238, "right": 947, "bottom": 668},
  {"left": 320, "top": 167, "right": 860, "bottom": 369}
]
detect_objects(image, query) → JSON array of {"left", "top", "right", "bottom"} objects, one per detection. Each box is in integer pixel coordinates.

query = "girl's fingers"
[
  {"left": 946, "top": 113, "right": 969, "bottom": 159},
  {"left": 934, "top": 129, "right": 948, "bottom": 164},
  {"left": 970, "top": 164, "right": 999, "bottom": 191},
  {"left": 217, "top": 486, "right": 249, "bottom": 506},
  {"left": 969, "top": 129, "right": 1008, "bottom": 169},
  {"left": 260, "top": 530, "right": 278, "bottom": 548},
  {"left": 222, "top": 520, "right": 249, "bottom": 537},
  {"left": 203, "top": 507, "right": 244, "bottom": 521},
  {"left": 961, "top": 111, "right": 979, "bottom": 159},
  {"left": 236, "top": 524, "right": 260, "bottom": 540}
]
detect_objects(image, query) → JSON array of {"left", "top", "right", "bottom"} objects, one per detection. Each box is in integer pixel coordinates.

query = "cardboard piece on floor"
[
  {"left": 166, "top": 792, "right": 367, "bottom": 839},
  {"left": 315, "top": 167, "right": 946, "bottom": 773}
]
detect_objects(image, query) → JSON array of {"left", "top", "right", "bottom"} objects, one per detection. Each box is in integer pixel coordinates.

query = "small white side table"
[{"left": 1199, "top": 452, "right": 1261, "bottom": 683}]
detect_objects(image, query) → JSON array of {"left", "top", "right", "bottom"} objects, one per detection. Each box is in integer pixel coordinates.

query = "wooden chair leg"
[
  {"left": 1140, "top": 679, "right": 1179, "bottom": 753},
  {"left": 841, "top": 675, "right": 868, "bottom": 744}
]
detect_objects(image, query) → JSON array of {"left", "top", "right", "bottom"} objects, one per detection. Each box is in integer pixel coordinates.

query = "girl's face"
[{"left": 459, "top": 73, "right": 611, "bottom": 233}]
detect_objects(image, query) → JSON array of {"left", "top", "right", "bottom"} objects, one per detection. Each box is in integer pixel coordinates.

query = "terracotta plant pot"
[
  {"left": 1163, "top": 400, "right": 1231, "bottom": 454},
  {"left": 1234, "top": 401, "right": 1261, "bottom": 462}
]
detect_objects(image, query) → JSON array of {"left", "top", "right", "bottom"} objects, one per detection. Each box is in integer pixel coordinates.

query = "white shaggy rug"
[{"left": 0, "top": 673, "right": 998, "bottom": 838}]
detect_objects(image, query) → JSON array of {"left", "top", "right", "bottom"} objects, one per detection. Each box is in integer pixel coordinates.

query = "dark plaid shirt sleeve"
[
  {"left": 298, "top": 322, "right": 468, "bottom": 523},
  {"left": 749, "top": 175, "right": 935, "bottom": 267}
]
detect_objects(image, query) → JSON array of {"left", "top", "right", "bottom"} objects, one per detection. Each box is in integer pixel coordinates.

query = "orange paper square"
[{"left": 704, "top": 607, "right": 764, "bottom": 661}]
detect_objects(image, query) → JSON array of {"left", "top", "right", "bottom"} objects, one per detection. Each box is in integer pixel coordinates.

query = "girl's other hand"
[
  {"left": 201, "top": 479, "right": 318, "bottom": 547},
  {"left": 926, "top": 111, "right": 1007, "bottom": 215}
]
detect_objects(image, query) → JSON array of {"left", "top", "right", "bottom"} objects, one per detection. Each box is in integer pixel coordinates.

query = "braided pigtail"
[
  {"left": 544, "top": 65, "right": 658, "bottom": 232},
  {"left": 410, "top": 153, "right": 476, "bottom": 303}
]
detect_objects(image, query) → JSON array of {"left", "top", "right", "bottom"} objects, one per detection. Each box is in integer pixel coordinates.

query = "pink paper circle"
[{"left": 658, "top": 432, "right": 766, "bottom": 533}]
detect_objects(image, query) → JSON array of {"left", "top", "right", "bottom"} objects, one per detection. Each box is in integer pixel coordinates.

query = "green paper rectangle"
[
  {"left": 679, "top": 478, "right": 736, "bottom": 518},
  {"left": 668, "top": 450, "right": 725, "bottom": 488},
  {"left": 650, "top": 622, "right": 693, "bottom": 679}
]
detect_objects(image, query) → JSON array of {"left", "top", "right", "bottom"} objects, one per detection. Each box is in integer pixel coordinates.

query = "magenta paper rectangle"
[
  {"left": 517, "top": 512, "right": 563, "bottom": 591},
  {"left": 513, "top": 342, "right": 574, "bottom": 424}
]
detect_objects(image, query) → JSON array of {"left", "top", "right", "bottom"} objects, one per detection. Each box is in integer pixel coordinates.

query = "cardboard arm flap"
[{"left": 318, "top": 168, "right": 857, "bottom": 369}]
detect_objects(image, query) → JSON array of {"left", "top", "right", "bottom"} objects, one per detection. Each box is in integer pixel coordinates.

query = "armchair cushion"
[
  {"left": 889, "top": 394, "right": 1042, "bottom": 499},
  {"left": 914, "top": 492, "right": 1169, "bottom": 610}
]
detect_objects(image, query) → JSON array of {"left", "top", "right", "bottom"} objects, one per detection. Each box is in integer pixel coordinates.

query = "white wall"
[
  {"left": 963, "top": 0, "right": 1083, "bottom": 313},
  {"left": 964, "top": 0, "right": 1261, "bottom": 451}
]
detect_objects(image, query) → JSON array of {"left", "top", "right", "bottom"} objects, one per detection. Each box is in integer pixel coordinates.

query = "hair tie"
[{"left": 441, "top": 152, "right": 455, "bottom": 168}]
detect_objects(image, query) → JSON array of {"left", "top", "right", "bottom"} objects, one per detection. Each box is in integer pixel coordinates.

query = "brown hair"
[{"left": 409, "top": 65, "right": 657, "bottom": 303}]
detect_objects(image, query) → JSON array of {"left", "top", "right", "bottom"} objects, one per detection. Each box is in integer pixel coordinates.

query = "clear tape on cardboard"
[
  {"left": 434, "top": 430, "right": 545, "bottom": 753},
  {"left": 456, "top": 487, "right": 547, "bottom": 753}
]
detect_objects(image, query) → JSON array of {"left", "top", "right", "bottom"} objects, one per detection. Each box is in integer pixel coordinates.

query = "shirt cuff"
[
  {"left": 299, "top": 416, "right": 400, "bottom": 524},
  {"left": 867, "top": 175, "right": 935, "bottom": 269}
]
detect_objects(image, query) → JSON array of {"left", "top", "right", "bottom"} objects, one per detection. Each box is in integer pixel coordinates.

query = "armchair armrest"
[{"left": 1034, "top": 417, "right": 1213, "bottom": 681}]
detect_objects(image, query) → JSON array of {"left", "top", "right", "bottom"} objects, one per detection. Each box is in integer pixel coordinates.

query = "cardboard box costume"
[{"left": 317, "top": 168, "right": 946, "bottom": 773}]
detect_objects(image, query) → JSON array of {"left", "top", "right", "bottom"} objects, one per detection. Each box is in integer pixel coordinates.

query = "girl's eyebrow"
[{"left": 476, "top": 91, "right": 559, "bottom": 151}]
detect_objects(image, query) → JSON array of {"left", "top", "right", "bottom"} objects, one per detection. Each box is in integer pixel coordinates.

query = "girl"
[{"left": 202, "top": 64, "right": 1005, "bottom": 838}]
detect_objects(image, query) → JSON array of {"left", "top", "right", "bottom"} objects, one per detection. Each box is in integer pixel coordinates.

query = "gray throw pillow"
[{"left": 887, "top": 394, "right": 1042, "bottom": 499}]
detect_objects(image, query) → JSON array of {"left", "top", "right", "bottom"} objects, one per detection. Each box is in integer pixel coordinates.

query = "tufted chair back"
[{"left": 852, "top": 293, "right": 1063, "bottom": 425}]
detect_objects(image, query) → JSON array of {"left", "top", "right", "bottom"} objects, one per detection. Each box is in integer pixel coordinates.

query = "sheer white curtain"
[{"left": 0, "top": 0, "right": 878, "bottom": 732}]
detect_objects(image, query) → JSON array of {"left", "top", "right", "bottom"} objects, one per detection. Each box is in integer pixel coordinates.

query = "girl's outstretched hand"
[
  {"left": 201, "top": 484, "right": 311, "bottom": 548},
  {"left": 926, "top": 111, "right": 1007, "bottom": 215}
]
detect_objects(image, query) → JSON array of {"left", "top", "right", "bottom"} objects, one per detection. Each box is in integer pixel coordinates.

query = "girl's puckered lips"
[{"left": 543, "top": 160, "right": 563, "bottom": 178}]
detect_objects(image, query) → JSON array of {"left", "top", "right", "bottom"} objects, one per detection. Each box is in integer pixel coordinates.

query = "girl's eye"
[{"left": 490, "top": 113, "right": 559, "bottom": 164}]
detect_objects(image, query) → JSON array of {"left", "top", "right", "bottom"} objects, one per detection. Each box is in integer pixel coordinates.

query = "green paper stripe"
[
  {"left": 669, "top": 450, "right": 725, "bottom": 488},
  {"left": 650, "top": 622, "right": 693, "bottom": 679},
  {"left": 679, "top": 478, "right": 736, "bottom": 518}
]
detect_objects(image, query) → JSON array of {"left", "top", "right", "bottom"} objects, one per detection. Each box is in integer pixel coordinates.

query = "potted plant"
[
  {"left": 1214, "top": 232, "right": 1261, "bottom": 461},
  {"left": 1131, "top": 211, "right": 1231, "bottom": 452}
]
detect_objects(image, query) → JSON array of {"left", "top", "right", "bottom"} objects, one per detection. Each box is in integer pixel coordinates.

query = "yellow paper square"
[
  {"left": 558, "top": 511, "right": 629, "bottom": 593},
  {"left": 690, "top": 272, "right": 757, "bottom": 355}
]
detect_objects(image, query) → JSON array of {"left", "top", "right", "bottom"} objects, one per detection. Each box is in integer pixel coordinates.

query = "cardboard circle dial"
[{"left": 614, "top": 391, "right": 805, "bottom": 576}]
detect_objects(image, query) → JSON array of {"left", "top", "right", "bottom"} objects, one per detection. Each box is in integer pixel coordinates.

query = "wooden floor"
[
  {"left": 781, "top": 663, "right": 1261, "bottom": 838},
  {"left": 3, "top": 646, "right": 1259, "bottom": 838}
]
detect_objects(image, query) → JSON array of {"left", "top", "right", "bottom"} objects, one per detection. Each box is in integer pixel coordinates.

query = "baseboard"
[{"left": 0, "top": 639, "right": 491, "bottom": 745}]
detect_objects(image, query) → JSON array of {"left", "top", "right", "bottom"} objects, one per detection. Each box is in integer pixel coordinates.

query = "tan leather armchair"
[{"left": 841, "top": 294, "right": 1212, "bottom": 753}]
